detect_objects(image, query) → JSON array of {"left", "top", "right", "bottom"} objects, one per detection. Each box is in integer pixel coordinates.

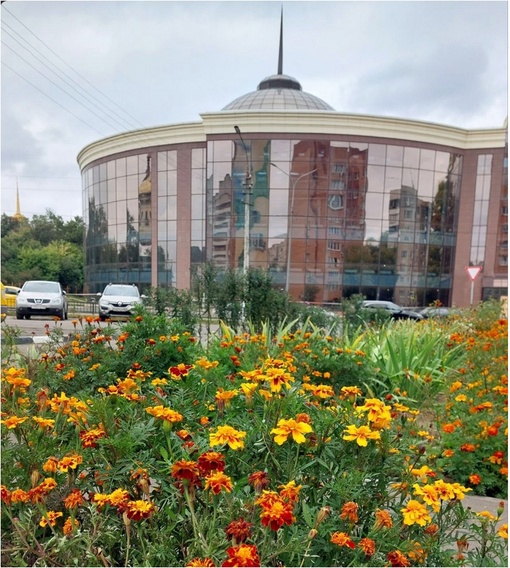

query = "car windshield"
[
  {"left": 103, "top": 286, "right": 139, "bottom": 297},
  {"left": 23, "top": 282, "right": 60, "bottom": 293}
]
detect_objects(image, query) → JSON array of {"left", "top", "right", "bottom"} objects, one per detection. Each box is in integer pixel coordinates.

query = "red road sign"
[{"left": 466, "top": 266, "right": 482, "bottom": 281}]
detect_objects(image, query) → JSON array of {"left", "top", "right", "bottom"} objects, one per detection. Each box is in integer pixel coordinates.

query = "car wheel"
[
  {"left": 63, "top": 309, "right": 68, "bottom": 321},
  {"left": 25, "top": 315, "right": 31, "bottom": 320},
  {"left": 99, "top": 315, "right": 106, "bottom": 322},
  {"left": 16, "top": 313, "right": 23, "bottom": 320}
]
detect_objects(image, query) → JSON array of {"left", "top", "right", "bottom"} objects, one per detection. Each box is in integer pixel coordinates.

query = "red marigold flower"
[
  {"left": 358, "top": 537, "right": 376, "bottom": 557},
  {"left": 248, "top": 471, "right": 269, "bottom": 494},
  {"left": 198, "top": 451, "right": 225, "bottom": 474},
  {"left": 225, "top": 518, "right": 253, "bottom": 543},
  {"left": 171, "top": 460, "right": 200, "bottom": 481},
  {"left": 257, "top": 494, "right": 294, "bottom": 531},
  {"left": 1, "top": 485, "right": 12, "bottom": 505},
  {"left": 204, "top": 471, "right": 233, "bottom": 495},
  {"left": 331, "top": 531, "right": 356, "bottom": 549},
  {"left": 221, "top": 544, "right": 261, "bottom": 567},
  {"left": 387, "top": 550, "right": 411, "bottom": 567},
  {"left": 340, "top": 501, "right": 359, "bottom": 523},
  {"left": 125, "top": 499, "right": 155, "bottom": 521},
  {"left": 186, "top": 558, "right": 215, "bottom": 567}
]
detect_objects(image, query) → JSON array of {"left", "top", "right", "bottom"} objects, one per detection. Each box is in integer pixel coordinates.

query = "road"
[{"left": 1, "top": 314, "right": 115, "bottom": 338}]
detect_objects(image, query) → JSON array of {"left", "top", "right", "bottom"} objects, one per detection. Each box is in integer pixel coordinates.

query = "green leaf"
[{"left": 159, "top": 446, "right": 168, "bottom": 460}]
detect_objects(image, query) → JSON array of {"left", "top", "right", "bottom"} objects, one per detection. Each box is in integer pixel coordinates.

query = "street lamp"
[
  {"left": 234, "top": 126, "right": 253, "bottom": 274},
  {"left": 270, "top": 162, "right": 317, "bottom": 293}
]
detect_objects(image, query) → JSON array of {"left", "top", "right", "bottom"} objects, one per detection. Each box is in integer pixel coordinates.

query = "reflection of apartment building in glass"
[{"left": 77, "top": 27, "right": 507, "bottom": 307}]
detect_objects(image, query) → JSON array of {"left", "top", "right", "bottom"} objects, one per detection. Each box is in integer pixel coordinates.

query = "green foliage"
[{"left": 1, "top": 211, "right": 84, "bottom": 291}]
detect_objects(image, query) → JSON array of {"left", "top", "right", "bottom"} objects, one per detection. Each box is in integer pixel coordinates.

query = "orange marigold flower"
[
  {"left": 425, "top": 523, "right": 439, "bottom": 535},
  {"left": 79, "top": 426, "right": 107, "bottom": 448},
  {"left": 186, "top": 558, "right": 215, "bottom": 567},
  {"left": 63, "top": 489, "right": 84, "bottom": 509},
  {"left": 278, "top": 480, "right": 301, "bottom": 504},
  {"left": 442, "top": 449, "right": 455, "bottom": 458},
  {"left": 248, "top": 471, "right": 269, "bottom": 494},
  {"left": 204, "top": 471, "right": 233, "bottom": 495},
  {"left": 209, "top": 425, "right": 246, "bottom": 450},
  {"left": 225, "top": 518, "right": 253, "bottom": 543},
  {"left": 271, "top": 417, "right": 313, "bottom": 445},
  {"left": 1, "top": 486, "right": 12, "bottom": 505},
  {"left": 339, "top": 386, "right": 363, "bottom": 400},
  {"left": 57, "top": 453, "right": 83, "bottom": 472},
  {"left": 340, "top": 501, "right": 359, "bottom": 523},
  {"left": 125, "top": 499, "right": 155, "bottom": 521},
  {"left": 387, "top": 550, "right": 411, "bottom": 567},
  {"left": 32, "top": 417, "right": 56, "bottom": 429},
  {"left": 1, "top": 415, "right": 28, "bottom": 429},
  {"left": 171, "top": 460, "right": 200, "bottom": 481},
  {"left": 145, "top": 405, "right": 183, "bottom": 424},
  {"left": 10, "top": 489, "right": 30, "bottom": 503},
  {"left": 401, "top": 499, "right": 432, "bottom": 526},
  {"left": 489, "top": 451, "right": 505, "bottom": 465},
  {"left": 221, "top": 544, "right": 260, "bottom": 567},
  {"left": 469, "top": 474, "right": 482, "bottom": 485},
  {"left": 63, "top": 516, "right": 79, "bottom": 535},
  {"left": 374, "top": 508, "right": 393, "bottom": 529},
  {"left": 330, "top": 531, "right": 356, "bottom": 549},
  {"left": 442, "top": 423, "right": 456, "bottom": 433},
  {"left": 460, "top": 443, "right": 476, "bottom": 452},
  {"left": 39, "top": 510, "right": 63, "bottom": 527},
  {"left": 358, "top": 537, "right": 376, "bottom": 557},
  {"left": 198, "top": 451, "right": 225, "bottom": 474}
]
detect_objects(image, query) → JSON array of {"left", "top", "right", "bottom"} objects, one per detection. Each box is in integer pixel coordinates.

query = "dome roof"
[
  {"left": 222, "top": 73, "right": 334, "bottom": 111},
  {"left": 222, "top": 11, "right": 334, "bottom": 112}
]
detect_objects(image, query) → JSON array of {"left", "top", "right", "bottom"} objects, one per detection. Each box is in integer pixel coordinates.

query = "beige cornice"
[
  {"left": 202, "top": 111, "right": 507, "bottom": 150},
  {"left": 77, "top": 111, "right": 507, "bottom": 170},
  {"left": 77, "top": 121, "right": 205, "bottom": 170}
]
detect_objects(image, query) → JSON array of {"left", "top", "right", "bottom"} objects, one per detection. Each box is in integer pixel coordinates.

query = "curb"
[{"left": 10, "top": 335, "right": 72, "bottom": 345}]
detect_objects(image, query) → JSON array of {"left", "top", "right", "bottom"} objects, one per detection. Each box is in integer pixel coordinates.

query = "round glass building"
[{"left": 77, "top": 33, "right": 507, "bottom": 307}]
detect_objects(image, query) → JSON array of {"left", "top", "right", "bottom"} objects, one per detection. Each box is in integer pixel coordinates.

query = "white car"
[
  {"left": 16, "top": 280, "right": 68, "bottom": 320},
  {"left": 97, "top": 284, "right": 144, "bottom": 321}
]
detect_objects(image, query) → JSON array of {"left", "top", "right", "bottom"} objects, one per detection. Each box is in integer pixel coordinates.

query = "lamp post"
[
  {"left": 270, "top": 163, "right": 317, "bottom": 293},
  {"left": 234, "top": 126, "right": 253, "bottom": 274}
]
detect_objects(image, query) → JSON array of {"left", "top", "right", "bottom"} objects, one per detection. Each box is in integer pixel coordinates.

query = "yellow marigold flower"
[
  {"left": 412, "top": 483, "right": 440, "bottom": 512},
  {"left": 455, "top": 394, "right": 467, "bottom": 402},
  {"left": 39, "top": 510, "right": 63, "bottom": 527},
  {"left": 215, "top": 388, "right": 238, "bottom": 403},
  {"left": 204, "top": 471, "right": 234, "bottom": 495},
  {"left": 145, "top": 405, "right": 183, "bottom": 423},
  {"left": 401, "top": 499, "right": 432, "bottom": 526},
  {"left": 477, "top": 511, "right": 497, "bottom": 521},
  {"left": 312, "top": 384, "right": 335, "bottom": 399},
  {"left": 343, "top": 424, "right": 380, "bottom": 446},
  {"left": 195, "top": 357, "right": 219, "bottom": 370},
  {"left": 271, "top": 417, "right": 313, "bottom": 445},
  {"left": 4, "top": 374, "right": 31, "bottom": 389},
  {"left": 497, "top": 523, "right": 508, "bottom": 539},
  {"left": 1, "top": 416, "right": 28, "bottom": 429},
  {"left": 433, "top": 479, "right": 456, "bottom": 500},
  {"left": 449, "top": 482, "right": 471, "bottom": 500},
  {"left": 32, "top": 417, "right": 56, "bottom": 429},
  {"left": 209, "top": 425, "right": 246, "bottom": 450},
  {"left": 125, "top": 499, "right": 155, "bottom": 520},
  {"left": 57, "top": 453, "right": 83, "bottom": 473},
  {"left": 151, "top": 378, "right": 168, "bottom": 386},
  {"left": 339, "top": 386, "right": 363, "bottom": 399},
  {"left": 264, "top": 367, "right": 294, "bottom": 392}
]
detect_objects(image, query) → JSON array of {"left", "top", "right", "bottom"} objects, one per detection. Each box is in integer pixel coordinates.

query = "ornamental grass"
[{"left": 1, "top": 305, "right": 507, "bottom": 567}]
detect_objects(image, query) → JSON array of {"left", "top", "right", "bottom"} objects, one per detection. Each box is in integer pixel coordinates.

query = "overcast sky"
[{"left": 1, "top": 0, "right": 507, "bottom": 221}]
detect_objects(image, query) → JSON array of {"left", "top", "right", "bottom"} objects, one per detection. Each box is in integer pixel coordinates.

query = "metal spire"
[{"left": 277, "top": 6, "right": 283, "bottom": 75}]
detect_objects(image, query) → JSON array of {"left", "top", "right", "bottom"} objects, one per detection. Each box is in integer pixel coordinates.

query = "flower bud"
[
  {"left": 497, "top": 501, "right": 505, "bottom": 518},
  {"left": 308, "top": 528, "right": 318, "bottom": 540},
  {"left": 316, "top": 506, "right": 331, "bottom": 526}
]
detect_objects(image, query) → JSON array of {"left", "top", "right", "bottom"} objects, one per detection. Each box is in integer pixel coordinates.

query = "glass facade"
[{"left": 83, "top": 137, "right": 464, "bottom": 305}]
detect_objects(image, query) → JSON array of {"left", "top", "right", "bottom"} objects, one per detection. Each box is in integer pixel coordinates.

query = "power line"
[
  {"left": 2, "top": 23, "right": 138, "bottom": 132},
  {"left": 2, "top": 61, "right": 107, "bottom": 137},
  {"left": 2, "top": 4, "right": 145, "bottom": 130}
]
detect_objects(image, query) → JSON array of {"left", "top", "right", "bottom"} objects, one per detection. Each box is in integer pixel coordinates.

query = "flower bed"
[{"left": 1, "top": 309, "right": 507, "bottom": 567}]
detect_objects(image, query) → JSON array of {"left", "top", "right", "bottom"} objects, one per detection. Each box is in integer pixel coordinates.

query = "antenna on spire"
[{"left": 277, "top": 6, "right": 283, "bottom": 75}]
